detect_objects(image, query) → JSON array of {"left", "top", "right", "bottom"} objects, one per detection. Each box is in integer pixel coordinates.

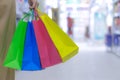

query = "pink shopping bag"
[{"left": 32, "top": 19, "right": 62, "bottom": 68}]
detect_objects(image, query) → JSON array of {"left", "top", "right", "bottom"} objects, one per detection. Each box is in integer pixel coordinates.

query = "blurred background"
[{"left": 15, "top": 0, "right": 120, "bottom": 80}]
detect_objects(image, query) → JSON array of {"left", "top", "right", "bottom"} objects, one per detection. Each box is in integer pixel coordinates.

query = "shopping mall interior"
[{"left": 16, "top": 0, "right": 120, "bottom": 80}]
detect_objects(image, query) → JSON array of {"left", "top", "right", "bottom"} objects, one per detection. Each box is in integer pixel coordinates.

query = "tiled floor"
[{"left": 15, "top": 42, "right": 120, "bottom": 80}]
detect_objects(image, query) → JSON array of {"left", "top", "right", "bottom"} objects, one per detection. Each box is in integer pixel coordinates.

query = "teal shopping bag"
[{"left": 3, "top": 20, "right": 28, "bottom": 70}]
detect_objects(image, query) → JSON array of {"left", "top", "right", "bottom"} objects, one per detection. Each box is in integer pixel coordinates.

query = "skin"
[{"left": 28, "top": 0, "right": 39, "bottom": 9}]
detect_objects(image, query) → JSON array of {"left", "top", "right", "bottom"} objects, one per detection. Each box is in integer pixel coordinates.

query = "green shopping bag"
[{"left": 3, "top": 19, "right": 28, "bottom": 70}]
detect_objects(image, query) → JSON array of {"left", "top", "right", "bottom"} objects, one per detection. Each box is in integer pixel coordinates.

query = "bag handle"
[
  {"left": 21, "top": 8, "right": 44, "bottom": 21},
  {"left": 28, "top": 9, "right": 35, "bottom": 21},
  {"left": 37, "top": 9, "right": 44, "bottom": 15},
  {"left": 33, "top": 8, "right": 44, "bottom": 20},
  {"left": 21, "top": 10, "right": 33, "bottom": 21}
]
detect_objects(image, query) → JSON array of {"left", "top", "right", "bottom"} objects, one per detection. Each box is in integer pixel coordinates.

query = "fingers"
[
  {"left": 28, "top": 0, "right": 38, "bottom": 9},
  {"left": 28, "top": 0, "right": 33, "bottom": 6}
]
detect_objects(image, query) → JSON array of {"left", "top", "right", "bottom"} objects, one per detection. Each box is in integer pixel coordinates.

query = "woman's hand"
[{"left": 28, "top": 0, "right": 39, "bottom": 9}]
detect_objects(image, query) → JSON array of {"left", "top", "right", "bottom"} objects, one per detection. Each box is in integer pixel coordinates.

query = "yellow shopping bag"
[{"left": 37, "top": 9, "right": 79, "bottom": 62}]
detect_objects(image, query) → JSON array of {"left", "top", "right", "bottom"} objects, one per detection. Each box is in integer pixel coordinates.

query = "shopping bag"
[
  {"left": 33, "top": 19, "right": 62, "bottom": 68},
  {"left": 3, "top": 20, "right": 28, "bottom": 70},
  {"left": 22, "top": 22, "right": 42, "bottom": 71},
  {"left": 38, "top": 11, "right": 79, "bottom": 62}
]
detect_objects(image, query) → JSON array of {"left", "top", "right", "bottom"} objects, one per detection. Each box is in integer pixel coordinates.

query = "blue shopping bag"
[{"left": 22, "top": 21, "right": 42, "bottom": 71}]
